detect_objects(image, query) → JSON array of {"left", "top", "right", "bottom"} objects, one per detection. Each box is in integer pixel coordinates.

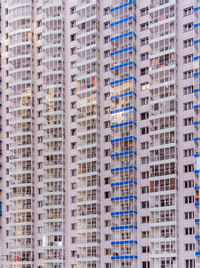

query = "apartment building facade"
[{"left": 0, "top": 0, "right": 199, "bottom": 267}]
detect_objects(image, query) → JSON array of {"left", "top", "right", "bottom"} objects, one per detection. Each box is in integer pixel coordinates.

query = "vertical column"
[
  {"left": 149, "top": 0, "right": 178, "bottom": 267},
  {"left": 194, "top": 0, "right": 200, "bottom": 265},
  {"left": 110, "top": 1, "right": 137, "bottom": 267},
  {"left": 7, "top": 0, "right": 34, "bottom": 266},
  {"left": 42, "top": 1, "right": 66, "bottom": 267},
  {"left": 76, "top": 1, "right": 101, "bottom": 268}
]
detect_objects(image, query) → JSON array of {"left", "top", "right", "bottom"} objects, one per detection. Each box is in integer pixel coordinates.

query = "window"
[
  {"left": 185, "top": 227, "right": 194, "bottom": 235},
  {"left": 184, "top": 7, "right": 193, "bottom": 16},
  {"left": 184, "top": 39, "right": 193, "bottom": 48},
  {"left": 71, "top": 169, "right": 77, "bottom": 176},
  {"left": 71, "top": 196, "right": 77, "bottom": 203},
  {"left": 141, "top": 37, "right": 149, "bottom": 46},
  {"left": 71, "top": 210, "right": 77, "bottom": 217},
  {"left": 104, "top": 92, "right": 110, "bottom": 100},
  {"left": 184, "top": 133, "right": 193, "bottom": 141},
  {"left": 104, "top": 149, "right": 110, "bottom": 156},
  {"left": 71, "top": 7, "right": 76, "bottom": 14},
  {"left": 141, "top": 97, "right": 149, "bottom": 105},
  {"left": 104, "top": 21, "right": 110, "bottom": 29},
  {"left": 141, "top": 52, "right": 149, "bottom": 61},
  {"left": 141, "top": 186, "right": 149, "bottom": 194},
  {"left": 104, "top": 36, "right": 110, "bottom": 44},
  {"left": 141, "top": 142, "right": 149, "bottom": 150},
  {"left": 141, "top": 67, "right": 149, "bottom": 76},
  {"left": 184, "top": 86, "right": 193, "bottom": 95},
  {"left": 141, "top": 82, "right": 149, "bottom": 91},
  {"left": 104, "top": 78, "right": 110, "bottom": 86},
  {"left": 105, "top": 163, "right": 110, "bottom": 170},
  {"left": 141, "top": 157, "right": 149, "bottom": 165},
  {"left": 184, "top": 195, "right": 194, "bottom": 204},
  {"left": 184, "top": 102, "right": 193, "bottom": 111},
  {"left": 71, "top": 183, "right": 76, "bottom": 190},
  {"left": 104, "top": 191, "right": 110, "bottom": 199},
  {"left": 141, "top": 216, "right": 149, "bottom": 223},
  {"left": 142, "top": 231, "right": 149, "bottom": 238},
  {"left": 71, "top": 237, "right": 77, "bottom": 244},
  {"left": 71, "top": 223, "right": 76, "bottom": 230},
  {"left": 185, "top": 243, "right": 195, "bottom": 251},
  {"left": 141, "top": 201, "right": 149, "bottom": 209},
  {"left": 71, "top": 20, "right": 76, "bottom": 28},
  {"left": 184, "top": 164, "right": 194, "bottom": 173},
  {"left": 184, "top": 70, "right": 193, "bottom": 79},
  {"left": 71, "top": 129, "right": 76, "bottom": 136},
  {"left": 185, "top": 211, "right": 194, "bottom": 220},
  {"left": 184, "top": 54, "right": 193, "bottom": 64},
  {"left": 184, "top": 117, "right": 193, "bottom": 126},
  {"left": 104, "top": 177, "right": 110, "bottom": 185},
  {"left": 104, "top": 64, "right": 110, "bottom": 72},
  {"left": 104, "top": 135, "right": 110, "bottom": 142},
  {"left": 104, "top": 50, "right": 110, "bottom": 58},
  {"left": 184, "top": 180, "right": 194, "bottom": 188},
  {"left": 183, "top": 23, "right": 193, "bottom": 32},
  {"left": 71, "top": 156, "right": 76, "bottom": 163},
  {"left": 142, "top": 246, "right": 149, "bottom": 253},
  {"left": 141, "top": 171, "right": 149, "bottom": 179},
  {"left": 141, "top": 23, "right": 148, "bottom": 31},
  {"left": 184, "top": 149, "right": 193, "bottom": 157},
  {"left": 142, "top": 262, "right": 150, "bottom": 268},
  {"left": 185, "top": 259, "right": 195, "bottom": 268},
  {"left": 104, "top": 7, "right": 110, "bottom": 15},
  {"left": 141, "top": 127, "right": 149, "bottom": 135},
  {"left": 141, "top": 112, "right": 149, "bottom": 120},
  {"left": 141, "top": 7, "right": 148, "bottom": 16}
]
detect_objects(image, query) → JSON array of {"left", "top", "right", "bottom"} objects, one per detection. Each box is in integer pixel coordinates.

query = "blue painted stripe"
[
  {"left": 111, "top": 195, "right": 137, "bottom": 202},
  {"left": 110, "top": 0, "right": 136, "bottom": 12},
  {"left": 195, "top": 235, "right": 200, "bottom": 239},
  {"left": 194, "top": 6, "right": 200, "bottom": 11},
  {"left": 194, "top": 72, "right": 200, "bottom": 77},
  {"left": 111, "top": 240, "right": 137, "bottom": 245},
  {"left": 111, "top": 136, "right": 136, "bottom": 143},
  {"left": 111, "top": 165, "right": 137, "bottom": 172},
  {"left": 111, "top": 210, "right": 137, "bottom": 216},
  {"left": 194, "top": 39, "right": 200, "bottom": 44},
  {"left": 194, "top": 104, "right": 200, "bottom": 109},
  {"left": 111, "top": 255, "right": 137, "bottom": 260},
  {"left": 110, "top": 76, "right": 136, "bottom": 86},
  {"left": 196, "top": 252, "right": 200, "bottom": 256},
  {"left": 194, "top": 88, "right": 200, "bottom": 93},
  {"left": 111, "top": 120, "right": 136, "bottom": 129},
  {"left": 111, "top": 91, "right": 137, "bottom": 100},
  {"left": 111, "top": 180, "right": 137, "bottom": 187},
  {"left": 110, "top": 16, "right": 136, "bottom": 27},
  {"left": 110, "top": 31, "right": 136, "bottom": 42},
  {"left": 194, "top": 23, "right": 200, "bottom": 28},
  {"left": 110, "top": 61, "right": 136, "bottom": 71},
  {"left": 110, "top": 46, "right": 136, "bottom": 56},
  {"left": 111, "top": 224, "right": 137, "bottom": 231},
  {"left": 195, "top": 186, "right": 200, "bottom": 190},
  {"left": 111, "top": 150, "right": 137, "bottom": 158},
  {"left": 194, "top": 56, "right": 200, "bottom": 61},
  {"left": 111, "top": 105, "right": 136, "bottom": 114}
]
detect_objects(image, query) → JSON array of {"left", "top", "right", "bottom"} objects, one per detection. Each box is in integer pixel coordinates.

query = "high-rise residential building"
[{"left": 0, "top": 0, "right": 199, "bottom": 267}]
